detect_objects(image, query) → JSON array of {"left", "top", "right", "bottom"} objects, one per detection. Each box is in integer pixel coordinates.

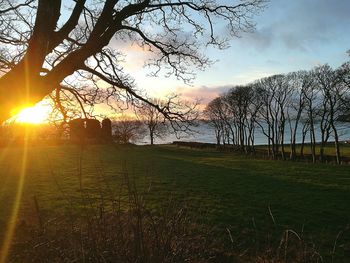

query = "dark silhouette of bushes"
[{"left": 69, "top": 118, "right": 113, "bottom": 144}]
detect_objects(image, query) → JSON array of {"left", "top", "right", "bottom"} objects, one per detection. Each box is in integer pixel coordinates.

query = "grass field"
[
  {"left": 0, "top": 144, "right": 350, "bottom": 260},
  {"left": 256, "top": 142, "right": 350, "bottom": 159}
]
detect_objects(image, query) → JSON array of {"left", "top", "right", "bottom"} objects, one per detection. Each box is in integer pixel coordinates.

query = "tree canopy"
[{"left": 0, "top": 0, "right": 266, "bottom": 123}]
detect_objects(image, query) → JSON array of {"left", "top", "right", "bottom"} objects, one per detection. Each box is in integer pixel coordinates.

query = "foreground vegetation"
[{"left": 0, "top": 144, "right": 349, "bottom": 261}]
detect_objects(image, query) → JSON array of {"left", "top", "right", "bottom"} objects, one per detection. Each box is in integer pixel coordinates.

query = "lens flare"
[
  {"left": 0, "top": 127, "right": 29, "bottom": 263},
  {"left": 15, "top": 104, "right": 50, "bottom": 124},
  {"left": 0, "top": 57, "right": 31, "bottom": 263}
]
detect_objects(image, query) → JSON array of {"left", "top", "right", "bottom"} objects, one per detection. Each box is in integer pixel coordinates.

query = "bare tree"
[
  {"left": 274, "top": 74, "right": 293, "bottom": 160},
  {"left": 204, "top": 97, "right": 227, "bottom": 146},
  {"left": 137, "top": 95, "right": 198, "bottom": 144},
  {"left": 137, "top": 98, "right": 167, "bottom": 145},
  {"left": 0, "top": 0, "right": 266, "bottom": 123},
  {"left": 255, "top": 75, "right": 285, "bottom": 159},
  {"left": 112, "top": 116, "right": 145, "bottom": 144},
  {"left": 205, "top": 59, "right": 350, "bottom": 163},
  {"left": 338, "top": 61, "right": 350, "bottom": 120},
  {"left": 224, "top": 85, "right": 256, "bottom": 152},
  {"left": 299, "top": 119, "right": 310, "bottom": 158},
  {"left": 246, "top": 83, "right": 262, "bottom": 152},
  {"left": 286, "top": 71, "right": 313, "bottom": 160},
  {"left": 206, "top": 85, "right": 261, "bottom": 152},
  {"left": 323, "top": 64, "right": 350, "bottom": 164}
]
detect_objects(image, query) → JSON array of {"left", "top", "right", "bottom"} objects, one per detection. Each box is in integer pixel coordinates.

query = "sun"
[{"left": 15, "top": 103, "right": 51, "bottom": 124}]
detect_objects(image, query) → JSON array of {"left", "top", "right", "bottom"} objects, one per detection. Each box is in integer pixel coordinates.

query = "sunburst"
[{"left": 15, "top": 103, "right": 51, "bottom": 124}]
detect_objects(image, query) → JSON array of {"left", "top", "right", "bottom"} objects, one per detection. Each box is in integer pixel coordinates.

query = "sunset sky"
[
  {"left": 15, "top": 0, "right": 350, "bottom": 123},
  {"left": 119, "top": 0, "right": 350, "bottom": 104}
]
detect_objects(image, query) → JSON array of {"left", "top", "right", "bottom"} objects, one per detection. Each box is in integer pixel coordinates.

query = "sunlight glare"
[
  {"left": 0, "top": 127, "right": 29, "bottom": 263},
  {"left": 15, "top": 104, "right": 50, "bottom": 124}
]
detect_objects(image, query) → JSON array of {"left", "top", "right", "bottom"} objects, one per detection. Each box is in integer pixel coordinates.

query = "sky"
[
  {"left": 116, "top": 0, "right": 350, "bottom": 105},
  {"left": 15, "top": 0, "right": 350, "bottom": 123}
]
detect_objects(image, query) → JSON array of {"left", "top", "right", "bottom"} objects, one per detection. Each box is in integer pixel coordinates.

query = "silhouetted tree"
[
  {"left": 137, "top": 98, "right": 167, "bottom": 145},
  {"left": 112, "top": 117, "right": 145, "bottom": 144},
  {"left": 204, "top": 97, "right": 227, "bottom": 146},
  {"left": 137, "top": 94, "right": 199, "bottom": 144},
  {"left": 0, "top": 0, "right": 266, "bottom": 123},
  {"left": 256, "top": 75, "right": 285, "bottom": 159},
  {"left": 205, "top": 57, "right": 350, "bottom": 164},
  {"left": 320, "top": 64, "right": 350, "bottom": 164},
  {"left": 224, "top": 85, "right": 256, "bottom": 152},
  {"left": 287, "top": 71, "right": 313, "bottom": 160}
]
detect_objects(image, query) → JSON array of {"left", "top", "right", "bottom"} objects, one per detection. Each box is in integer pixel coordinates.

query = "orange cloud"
[{"left": 175, "top": 85, "right": 231, "bottom": 105}]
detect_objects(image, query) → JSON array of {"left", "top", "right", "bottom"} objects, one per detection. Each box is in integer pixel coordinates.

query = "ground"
[{"left": 0, "top": 144, "right": 350, "bottom": 260}]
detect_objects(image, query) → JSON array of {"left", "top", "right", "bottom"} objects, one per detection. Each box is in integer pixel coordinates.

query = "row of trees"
[
  {"left": 204, "top": 62, "right": 350, "bottom": 164},
  {"left": 115, "top": 96, "right": 198, "bottom": 144},
  {"left": 112, "top": 117, "right": 163, "bottom": 144}
]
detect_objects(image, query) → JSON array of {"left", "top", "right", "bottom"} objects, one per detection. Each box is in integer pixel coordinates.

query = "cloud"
[
  {"left": 239, "top": 29, "right": 274, "bottom": 51},
  {"left": 108, "top": 38, "right": 158, "bottom": 72},
  {"left": 240, "top": 0, "right": 350, "bottom": 52},
  {"left": 176, "top": 85, "right": 231, "bottom": 105},
  {"left": 265, "top": 59, "right": 281, "bottom": 66}
]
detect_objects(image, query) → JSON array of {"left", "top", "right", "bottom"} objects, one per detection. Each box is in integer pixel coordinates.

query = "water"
[{"left": 139, "top": 121, "right": 350, "bottom": 145}]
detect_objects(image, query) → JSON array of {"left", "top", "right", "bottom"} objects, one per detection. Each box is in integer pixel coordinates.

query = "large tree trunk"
[
  {"left": 290, "top": 109, "right": 302, "bottom": 161},
  {"left": 215, "top": 129, "right": 221, "bottom": 146},
  {"left": 332, "top": 125, "right": 341, "bottom": 164},
  {"left": 310, "top": 128, "right": 316, "bottom": 163},
  {"left": 0, "top": 1, "right": 62, "bottom": 123},
  {"left": 300, "top": 134, "right": 305, "bottom": 159},
  {"left": 280, "top": 122, "right": 286, "bottom": 161},
  {"left": 150, "top": 134, "right": 154, "bottom": 145},
  {"left": 300, "top": 123, "right": 308, "bottom": 159},
  {"left": 319, "top": 140, "right": 325, "bottom": 162},
  {"left": 329, "top": 105, "right": 341, "bottom": 164},
  {"left": 0, "top": 0, "right": 117, "bottom": 123}
]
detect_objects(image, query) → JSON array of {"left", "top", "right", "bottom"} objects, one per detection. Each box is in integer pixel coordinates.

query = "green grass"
[
  {"left": 256, "top": 142, "right": 350, "bottom": 157},
  {"left": 0, "top": 144, "right": 349, "bottom": 249}
]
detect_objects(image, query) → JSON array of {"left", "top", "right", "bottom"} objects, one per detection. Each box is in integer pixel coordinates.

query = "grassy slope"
[{"left": 0, "top": 144, "right": 349, "bottom": 245}]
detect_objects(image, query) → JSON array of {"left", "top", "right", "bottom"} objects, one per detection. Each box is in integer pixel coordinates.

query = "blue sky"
[
  {"left": 60, "top": 0, "right": 350, "bottom": 104},
  {"left": 125, "top": 0, "right": 350, "bottom": 103}
]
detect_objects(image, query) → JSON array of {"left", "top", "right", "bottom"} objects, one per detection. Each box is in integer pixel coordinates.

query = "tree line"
[
  {"left": 204, "top": 62, "right": 350, "bottom": 164},
  {"left": 114, "top": 96, "right": 198, "bottom": 144}
]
